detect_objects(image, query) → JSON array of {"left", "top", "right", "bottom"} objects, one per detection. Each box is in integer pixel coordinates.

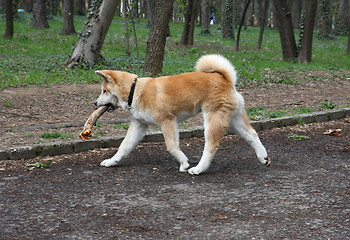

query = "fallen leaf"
[{"left": 323, "top": 129, "right": 342, "bottom": 136}]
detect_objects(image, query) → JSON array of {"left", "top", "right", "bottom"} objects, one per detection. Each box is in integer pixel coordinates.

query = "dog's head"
[{"left": 94, "top": 70, "right": 137, "bottom": 111}]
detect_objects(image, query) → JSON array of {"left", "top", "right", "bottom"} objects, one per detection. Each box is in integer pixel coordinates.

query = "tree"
[
  {"left": 4, "top": 0, "right": 14, "bottom": 39},
  {"left": 348, "top": 1, "right": 350, "bottom": 54},
  {"left": 291, "top": 0, "right": 302, "bottom": 29},
  {"left": 201, "top": 0, "right": 210, "bottom": 35},
  {"left": 67, "top": 0, "right": 120, "bottom": 68},
  {"left": 123, "top": 0, "right": 131, "bottom": 56},
  {"left": 76, "top": 0, "right": 87, "bottom": 15},
  {"left": 144, "top": 0, "right": 174, "bottom": 75},
  {"left": 222, "top": 0, "right": 235, "bottom": 39},
  {"left": 61, "top": 0, "right": 76, "bottom": 35},
  {"left": 273, "top": 0, "right": 297, "bottom": 61},
  {"left": 257, "top": 0, "right": 269, "bottom": 50},
  {"left": 180, "top": 0, "right": 199, "bottom": 45},
  {"left": 30, "top": 0, "right": 49, "bottom": 29},
  {"left": 318, "top": 0, "right": 332, "bottom": 39},
  {"left": 298, "top": 0, "right": 317, "bottom": 63},
  {"left": 236, "top": 0, "right": 251, "bottom": 51}
]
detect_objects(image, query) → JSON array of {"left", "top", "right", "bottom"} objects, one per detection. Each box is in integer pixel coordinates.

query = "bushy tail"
[{"left": 195, "top": 54, "right": 237, "bottom": 85}]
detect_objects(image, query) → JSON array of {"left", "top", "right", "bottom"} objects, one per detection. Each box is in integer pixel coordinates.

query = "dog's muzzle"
[{"left": 94, "top": 103, "right": 115, "bottom": 112}]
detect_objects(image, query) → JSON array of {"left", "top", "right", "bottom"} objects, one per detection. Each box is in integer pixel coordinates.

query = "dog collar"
[{"left": 127, "top": 78, "right": 137, "bottom": 108}]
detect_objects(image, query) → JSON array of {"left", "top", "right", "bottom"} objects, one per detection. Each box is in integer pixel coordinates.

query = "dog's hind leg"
[
  {"left": 229, "top": 93, "right": 270, "bottom": 166},
  {"left": 100, "top": 119, "right": 148, "bottom": 167},
  {"left": 160, "top": 119, "right": 190, "bottom": 172},
  {"left": 188, "top": 111, "right": 229, "bottom": 175}
]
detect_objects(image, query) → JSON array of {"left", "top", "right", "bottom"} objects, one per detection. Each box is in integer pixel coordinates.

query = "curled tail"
[{"left": 195, "top": 54, "right": 237, "bottom": 85}]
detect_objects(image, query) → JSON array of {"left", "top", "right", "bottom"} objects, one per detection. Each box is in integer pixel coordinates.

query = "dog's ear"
[{"left": 95, "top": 70, "right": 113, "bottom": 83}]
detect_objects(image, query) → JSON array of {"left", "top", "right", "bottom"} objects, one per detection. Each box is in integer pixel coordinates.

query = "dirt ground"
[
  {"left": 0, "top": 117, "right": 349, "bottom": 239},
  {"left": 0, "top": 77, "right": 350, "bottom": 149}
]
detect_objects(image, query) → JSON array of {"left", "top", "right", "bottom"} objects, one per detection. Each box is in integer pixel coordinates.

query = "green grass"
[
  {"left": 288, "top": 134, "right": 311, "bottom": 140},
  {"left": 41, "top": 132, "right": 74, "bottom": 139},
  {"left": 0, "top": 13, "right": 349, "bottom": 89}
]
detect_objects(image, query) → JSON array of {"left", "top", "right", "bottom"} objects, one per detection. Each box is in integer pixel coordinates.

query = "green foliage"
[
  {"left": 318, "top": 100, "right": 337, "bottom": 109},
  {"left": 0, "top": 13, "right": 349, "bottom": 90},
  {"left": 265, "top": 110, "right": 288, "bottom": 118},
  {"left": 41, "top": 132, "right": 73, "bottom": 139},
  {"left": 112, "top": 123, "right": 130, "bottom": 130},
  {"left": 288, "top": 134, "right": 311, "bottom": 140},
  {"left": 27, "top": 161, "right": 52, "bottom": 168}
]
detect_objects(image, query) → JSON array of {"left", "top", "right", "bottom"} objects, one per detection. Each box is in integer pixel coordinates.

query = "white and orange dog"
[{"left": 95, "top": 54, "right": 270, "bottom": 175}]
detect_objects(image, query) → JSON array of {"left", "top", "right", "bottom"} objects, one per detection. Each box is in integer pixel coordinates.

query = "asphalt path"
[{"left": 1, "top": 118, "right": 349, "bottom": 239}]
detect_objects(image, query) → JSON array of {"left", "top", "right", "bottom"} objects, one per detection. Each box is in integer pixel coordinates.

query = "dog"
[{"left": 95, "top": 54, "right": 270, "bottom": 175}]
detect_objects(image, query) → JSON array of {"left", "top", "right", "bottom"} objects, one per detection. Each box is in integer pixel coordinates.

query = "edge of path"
[{"left": 1, "top": 108, "right": 349, "bottom": 160}]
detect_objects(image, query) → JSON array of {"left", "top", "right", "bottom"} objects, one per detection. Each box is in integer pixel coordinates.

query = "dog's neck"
[{"left": 127, "top": 78, "right": 138, "bottom": 108}]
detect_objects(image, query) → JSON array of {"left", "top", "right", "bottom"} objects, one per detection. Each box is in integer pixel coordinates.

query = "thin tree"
[
  {"left": 257, "top": 0, "right": 269, "bottom": 49},
  {"left": 123, "top": 0, "right": 131, "bottom": 56},
  {"left": 318, "top": 0, "right": 332, "bottom": 39},
  {"left": 30, "top": 0, "right": 49, "bottom": 29},
  {"left": 298, "top": 0, "right": 317, "bottom": 63},
  {"left": 236, "top": 0, "right": 251, "bottom": 51},
  {"left": 144, "top": 0, "right": 174, "bottom": 75},
  {"left": 4, "top": 0, "right": 14, "bottom": 39},
  {"left": 273, "top": 0, "right": 297, "bottom": 61},
  {"left": 62, "top": 0, "right": 76, "bottom": 35},
  {"left": 222, "top": 0, "right": 235, "bottom": 39},
  {"left": 201, "top": 0, "right": 210, "bottom": 35},
  {"left": 180, "top": 0, "right": 199, "bottom": 45},
  {"left": 67, "top": 0, "right": 120, "bottom": 68}
]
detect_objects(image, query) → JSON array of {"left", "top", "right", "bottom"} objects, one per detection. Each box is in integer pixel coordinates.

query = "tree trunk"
[
  {"left": 236, "top": 0, "right": 251, "bottom": 51},
  {"left": 318, "top": 0, "right": 332, "bottom": 39},
  {"left": 180, "top": 0, "right": 199, "bottom": 45},
  {"left": 67, "top": 0, "right": 120, "bottom": 68},
  {"left": 257, "top": 0, "right": 269, "bottom": 49},
  {"left": 123, "top": 0, "right": 131, "bottom": 56},
  {"left": 4, "top": 0, "right": 14, "bottom": 39},
  {"left": 144, "top": 0, "right": 174, "bottom": 76},
  {"left": 30, "top": 0, "right": 49, "bottom": 29},
  {"left": 298, "top": 0, "right": 317, "bottom": 63},
  {"left": 145, "top": 0, "right": 154, "bottom": 26},
  {"left": 222, "top": 0, "right": 235, "bottom": 39},
  {"left": 75, "top": 0, "right": 87, "bottom": 15},
  {"left": 291, "top": 0, "right": 302, "bottom": 29},
  {"left": 201, "top": 0, "right": 210, "bottom": 34},
  {"left": 334, "top": 0, "right": 349, "bottom": 35},
  {"left": 348, "top": 1, "right": 350, "bottom": 54},
  {"left": 61, "top": 0, "right": 76, "bottom": 35},
  {"left": 273, "top": 0, "right": 297, "bottom": 61}
]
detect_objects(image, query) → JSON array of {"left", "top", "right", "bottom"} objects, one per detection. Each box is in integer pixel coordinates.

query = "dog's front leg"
[
  {"left": 160, "top": 119, "right": 190, "bottom": 172},
  {"left": 100, "top": 119, "right": 148, "bottom": 167}
]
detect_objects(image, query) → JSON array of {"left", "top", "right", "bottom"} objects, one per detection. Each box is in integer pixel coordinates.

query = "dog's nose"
[{"left": 94, "top": 102, "right": 97, "bottom": 107}]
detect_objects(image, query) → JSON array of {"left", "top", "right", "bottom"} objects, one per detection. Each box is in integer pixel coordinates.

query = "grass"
[
  {"left": 288, "top": 134, "right": 311, "bottom": 140},
  {"left": 41, "top": 132, "right": 74, "bottom": 139},
  {"left": 0, "top": 12, "right": 349, "bottom": 90}
]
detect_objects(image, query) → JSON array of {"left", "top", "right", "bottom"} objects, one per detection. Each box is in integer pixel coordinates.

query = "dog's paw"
[
  {"left": 179, "top": 162, "right": 190, "bottom": 172},
  {"left": 100, "top": 158, "right": 118, "bottom": 167},
  {"left": 264, "top": 156, "right": 271, "bottom": 167},
  {"left": 187, "top": 166, "right": 202, "bottom": 175}
]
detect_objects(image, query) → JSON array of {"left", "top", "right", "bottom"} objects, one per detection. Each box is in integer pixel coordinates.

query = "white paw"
[
  {"left": 179, "top": 162, "right": 190, "bottom": 172},
  {"left": 100, "top": 158, "right": 118, "bottom": 167},
  {"left": 187, "top": 166, "right": 202, "bottom": 175}
]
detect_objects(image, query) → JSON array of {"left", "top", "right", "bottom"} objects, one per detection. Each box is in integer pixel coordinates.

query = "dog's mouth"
[{"left": 106, "top": 104, "right": 116, "bottom": 112}]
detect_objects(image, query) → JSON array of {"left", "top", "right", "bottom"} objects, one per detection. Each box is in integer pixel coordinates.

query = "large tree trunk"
[
  {"left": 30, "top": 0, "right": 49, "bottom": 29},
  {"left": 201, "top": 0, "right": 210, "bottom": 35},
  {"left": 291, "top": 0, "right": 302, "bottom": 29},
  {"left": 144, "top": 0, "right": 174, "bottom": 76},
  {"left": 180, "top": 0, "right": 199, "bottom": 45},
  {"left": 222, "top": 0, "right": 235, "bottom": 39},
  {"left": 61, "top": 0, "right": 76, "bottom": 35},
  {"left": 4, "top": 0, "right": 13, "bottom": 39},
  {"left": 298, "top": 0, "right": 317, "bottom": 63},
  {"left": 273, "top": 0, "right": 297, "bottom": 61},
  {"left": 67, "top": 0, "right": 120, "bottom": 68}
]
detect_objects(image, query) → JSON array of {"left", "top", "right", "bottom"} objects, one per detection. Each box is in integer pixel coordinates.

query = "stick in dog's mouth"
[{"left": 79, "top": 104, "right": 110, "bottom": 141}]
